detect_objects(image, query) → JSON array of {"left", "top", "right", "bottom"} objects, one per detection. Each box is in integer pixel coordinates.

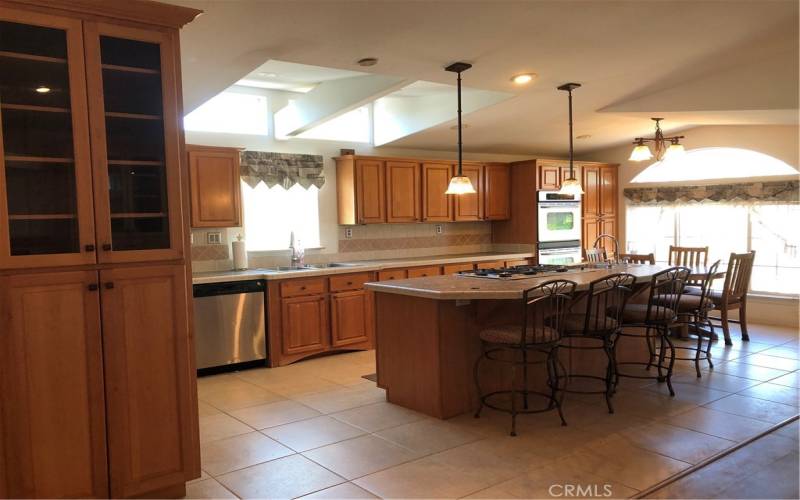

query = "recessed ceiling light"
[
  {"left": 511, "top": 73, "right": 536, "bottom": 85},
  {"left": 35, "top": 86, "right": 51, "bottom": 93},
  {"left": 357, "top": 57, "right": 378, "bottom": 67},
  {"left": 576, "top": 134, "right": 592, "bottom": 139}
]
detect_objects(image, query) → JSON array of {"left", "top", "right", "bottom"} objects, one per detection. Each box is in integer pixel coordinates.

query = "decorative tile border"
[
  {"left": 191, "top": 244, "right": 230, "bottom": 261},
  {"left": 338, "top": 233, "right": 491, "bottom": 253}
]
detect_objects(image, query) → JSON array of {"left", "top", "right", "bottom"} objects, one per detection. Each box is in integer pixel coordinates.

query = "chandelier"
[{"left": 629, "top": 118, "right": 685, "bottom": 162}]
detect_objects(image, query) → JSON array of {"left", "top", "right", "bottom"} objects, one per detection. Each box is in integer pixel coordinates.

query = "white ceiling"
[{"left": 169, "top": 0, "right": 799, "bottom": 155}]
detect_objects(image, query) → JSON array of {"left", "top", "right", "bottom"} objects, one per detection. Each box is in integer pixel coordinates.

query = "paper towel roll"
[{"left": 232, "top": 239, "right": 248, "bottom": 270}]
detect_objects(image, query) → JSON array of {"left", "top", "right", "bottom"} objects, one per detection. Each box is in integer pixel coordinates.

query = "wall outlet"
[
  {"left": 344, "top": 228, "right": 353, "bottom": 239},
  {"left": 206, "top": 231, "right": 222, "bottom": 245},
  {"left": 435, "top": 224, "right": 443, "bottom": 235}
]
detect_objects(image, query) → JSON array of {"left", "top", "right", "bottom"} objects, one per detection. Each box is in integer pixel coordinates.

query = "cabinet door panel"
[
  {"left": 407, "top": 265, "right": 442, "bottom": 278},
  {"left": 100, "top": 264, "right": 194, "bottom": 498},
  {"left": 582, "top": 166, "right": 600, "bottom": 218},
  {"left": 600, "top": 218, "right": 617, "bottom": 256},
  {"left": 422, "top": 163, "right": 453, "bottom": 221},
  {"left": 188, "top": 146, "right": 241, "bottom": 227},
  {"left": 484, "top": 163, "right": 510, "bottom": 220},
  {"left": 454, "top": 164, "right": 483, "bottom": 221},
  {"left": 0, "top": 270, "right": 107, "bottom": 498},
  {"left": 377, "top": 269, "right": 407, "bottom": 281},
  {"left": 331, "top": 290, "right": 371, "bottom": 347},
  {"left": 84, "top": 22, "right": 183, "bottom": 263},
  {"left": 538, "top": 164, "right": 560, "bottom": 190},
  {"left": 583, "top": 217, "right": 601, "bottom": 258},
  {"left": 385, "top": 160, "right": 419, "bottom": 222},
  {"left": 281, "top": 295, "right": 329, "bottom": 355},
  {"left": 600, "top": 166, "right": 617, "bottom": 218},
  {"left": 0, "top": 9, "right": 97, "bottom": 269},
  {"left": 356, "top": 159, "right": 385, "bottom": 223}
]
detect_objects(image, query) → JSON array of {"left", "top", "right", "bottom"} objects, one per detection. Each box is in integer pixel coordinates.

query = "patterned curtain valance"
[
  {"left": 240, "top": 151, "right": 325, "bottom": 189},
  {"left": 624, "top": 180, "right": 800, "bottom": 205}
]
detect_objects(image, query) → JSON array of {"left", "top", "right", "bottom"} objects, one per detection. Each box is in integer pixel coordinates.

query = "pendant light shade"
[
  {"left": 557, "top": 82, "right": 584, "bottom": 195},
  {"left": 629, "top": 118, "right": 685, "bottom": 161},
  {"left": 629, "top": 140, "right": 653, "bottom": 161},
  {"left": 663, "top": 140, "right": 686, "bottom": 160},
  {"left": 444, "top": 61, "right": 475, "bottom": 195},
  {"left": 445, "top": 175, "right": 476, "bottom": 194}
]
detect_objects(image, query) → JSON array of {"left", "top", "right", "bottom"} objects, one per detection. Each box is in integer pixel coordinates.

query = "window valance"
[
  {"left": 240, "top": 151, "right": 325, "bottom": 189},
  {"left": 624, "top": 180, "right": 799, "bottom": 205}
]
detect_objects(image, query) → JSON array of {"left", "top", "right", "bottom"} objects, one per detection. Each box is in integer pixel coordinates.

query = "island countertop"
[{"left": 365, "top": 263, "right": 720, "bottom": 300}]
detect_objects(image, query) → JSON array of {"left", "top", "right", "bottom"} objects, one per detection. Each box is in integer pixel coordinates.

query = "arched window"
[{"left": 631, "top": 147, "right": 797, "bottom": 183}]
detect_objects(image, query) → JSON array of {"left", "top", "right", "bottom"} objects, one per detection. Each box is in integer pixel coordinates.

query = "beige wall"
[{"left": 582, "top": 124, "right": 800, "bottom": 327}]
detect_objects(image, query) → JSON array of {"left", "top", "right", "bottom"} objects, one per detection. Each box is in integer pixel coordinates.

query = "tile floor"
[{"left": 187, "top": 323, "right": 799, "bottom": 499}]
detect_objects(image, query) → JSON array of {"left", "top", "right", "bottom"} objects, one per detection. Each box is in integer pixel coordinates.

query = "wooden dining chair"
[
  {"left": 709, "top": 251, "right": 756, "bottom": 345},
  {"left": 585, "top": 248, "right": 606, "bottom": 263},
  {"left": 668, "top": 245, "right": 709, "bottom": 267},
  {"left": 619, "top": 253, "right": 655, "bottom": 265}
]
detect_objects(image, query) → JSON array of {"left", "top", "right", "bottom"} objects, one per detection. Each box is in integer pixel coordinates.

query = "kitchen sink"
[{"left": 304, "top": 262, "right": 359, "bottom": 269}]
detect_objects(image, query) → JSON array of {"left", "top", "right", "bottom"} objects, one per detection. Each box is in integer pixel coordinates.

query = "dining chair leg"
[
  {"left": 663, "top": 329, "right": 676, "bottom": 397},
  {"left": 656, "top": 333, "right": 667, "bottom": 382},
  {"left": 547, "top": 349, "right": 567, "bottom": 426},
  {"left": 720, "top": 308, "right": 733, "bottom": 346},
  {"left": 473, "top": 348, "right": 484, "bottom": 419},
  {"left": 703, "top": 317, "right": 715, "bottom": 370},
  {"left": 692, "top": 315, "right": 703, "bottom": 378},
  {"left": 603, "top": 340, "right": 615, "bottom": 414},
  {"left": 645, "top": 326, "right": 655, "bottom": 370},
  {"left": 522, "top": 349, "right": 529, "bottom": 410},
  {"left": 740, "top": 300, "right": 750, "bottom": 342}
]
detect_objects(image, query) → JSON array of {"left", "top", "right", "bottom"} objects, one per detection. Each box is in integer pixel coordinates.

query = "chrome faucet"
[
  {"left": 289, "top": 231, "right": 304, "bottom": 268},
  {"left": 593, "top": 234, "right": 620, "bottom": 264}
]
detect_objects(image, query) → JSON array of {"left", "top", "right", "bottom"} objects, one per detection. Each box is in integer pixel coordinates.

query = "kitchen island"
[{"left": 365, "top": 263, "right": 704, "bottom": 419}]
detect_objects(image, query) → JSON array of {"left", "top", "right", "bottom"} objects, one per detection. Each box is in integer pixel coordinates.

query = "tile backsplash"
[{"left": 189, "top": 222, "right": 524, "bottom": 272}]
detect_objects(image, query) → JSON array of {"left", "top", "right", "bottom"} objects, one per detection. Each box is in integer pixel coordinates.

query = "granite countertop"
[
  {"left": 191, "top": 251, "right": 535, "bottom": 285},
  {"left": 364, "top": 264, "right": 692, "bottom": 300}
]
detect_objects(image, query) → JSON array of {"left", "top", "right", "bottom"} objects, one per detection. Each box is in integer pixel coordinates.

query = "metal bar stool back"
[
  {"left": 615, "top": 266, "right": 690, "bottom": 396},
  {"left": 560, "top": 272, "right": 636, "bottom": 414},
  {"left": 474, "top": 279, "right": 577, "bottom": 436}
]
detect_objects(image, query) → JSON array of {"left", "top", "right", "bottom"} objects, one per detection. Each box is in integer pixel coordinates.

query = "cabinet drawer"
[
  {"left": 475, "top": 260, "right": 506, "bottom": 270},
  {"left": 280, "top": 278, "right": 327, "bottom": 297},
  {"left": 329, "top": 272, "right": 372, "bottom": 292},
  {"left": 407, "top": 265, "right": 442, "bottom": 278},
  {"left": 377, "top": 269, "right": 407, "bottom": 281},
  {"left": 505, "top": 259, "right": 530, "bottom": 267},
  {"left": 443, "top": 263, "right": 474, "bottom": 274}
]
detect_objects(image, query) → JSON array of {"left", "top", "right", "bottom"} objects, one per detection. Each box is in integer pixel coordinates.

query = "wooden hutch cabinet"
[{"left": 0, "top": 1, "right": 201, "bottom": 498}]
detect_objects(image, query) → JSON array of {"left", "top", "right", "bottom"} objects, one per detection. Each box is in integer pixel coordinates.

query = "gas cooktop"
[{"left": 458, "top": 264, "right": 571, "bottom": 280}]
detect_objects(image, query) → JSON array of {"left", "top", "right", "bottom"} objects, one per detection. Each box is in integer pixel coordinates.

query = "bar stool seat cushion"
[
  {"left": 479, "top": 324, "right": 559, "bottom": 345},
  {"left": 620, "top": 304, "right": 676, "bottom": 323},
  {"left": 656, "top": 293, "right": 714, "bottom": 312},
  {"left": 562, "top": 313, "right": 618, "bottom": 334}
]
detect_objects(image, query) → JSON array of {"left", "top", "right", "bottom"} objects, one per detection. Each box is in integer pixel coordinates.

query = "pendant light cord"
[
  {"left": 457, "top": 69, "right": 463, "bottom": 177},
  {"left": 567, "top": 87, "right": 574, "bottom": 180}
]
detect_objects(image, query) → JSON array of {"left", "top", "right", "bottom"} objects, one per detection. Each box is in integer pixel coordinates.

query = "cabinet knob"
[
  {"left": 102, "top": 243, "right": 112, "bottom": 251},
  {"left": 87, "top": 283, "right": 98, "bottom": 291},
  {"left": 347, "top": 281, "right": 353, "bottom": 286},
  {"left": 84, "top": 244, "right": 95, "bottom": 252},
  {"left": 300, "top": 286, "right": 306, "bottom": 290},
  {"left": 104, "top": 282, "right": 115, "bottom": 289}
]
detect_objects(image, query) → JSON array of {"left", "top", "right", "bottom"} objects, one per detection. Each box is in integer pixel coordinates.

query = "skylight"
[
  {"left": 184, "top": 91, "right": 269, "bottom": 135},
  {"left": 296, "top": 106, "right": 370, "bottom": 142},
  {"left": 630, "top": 147, "right": 798, "bottom": 183}
]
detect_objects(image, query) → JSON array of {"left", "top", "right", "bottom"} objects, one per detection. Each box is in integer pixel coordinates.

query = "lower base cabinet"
[
  {"left": 331, "top": 290, "right": 371, "bottom": 347},
  {"left": 0, "top": 265, "right": 197, "bottom": 498},
  {"left": 281, "top": 295, "right": 330, "bottom": 355}
]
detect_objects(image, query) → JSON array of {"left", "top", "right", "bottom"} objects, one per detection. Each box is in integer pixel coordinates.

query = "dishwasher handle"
[{"left": 193, "top": 280, "right": 265, "bottom": 297}]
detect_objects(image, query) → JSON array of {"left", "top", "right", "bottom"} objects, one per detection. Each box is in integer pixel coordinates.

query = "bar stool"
[
  {"left": 474, "top": 279, "right": 576, "bottom": 436},
  {"left": 666, "top": 261, "right": 721, "bottom": 377},
  {"left": 558, "top": 273, "right": 635, "bottom": 414},
  {"left": 614, "top": 267, "right": 690, "bottom": 396}
]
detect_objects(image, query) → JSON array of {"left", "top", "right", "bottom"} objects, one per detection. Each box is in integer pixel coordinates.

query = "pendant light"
[
  {"left": 628, "top": 118, "right": 685, "bottom": 161},
  {"left": 444, "top": 62, "right": 476, "bottom": 195},
  {"left": 557, "top": 82, "right": 584, "bottom": 195}
]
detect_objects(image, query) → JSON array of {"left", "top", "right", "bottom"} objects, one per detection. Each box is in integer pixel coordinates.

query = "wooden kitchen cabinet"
[
  {"left": 443, "top": 262, "right": 474, "bottom": 274},
  {"left": 408, "top": 265, "right": 442, "bottom": 278},
  {"left": 581, "top": 164, "right": 618, "bottom": 257},
  {"left": 454, "top": 163, "right": 483, "bottom": 221},
  {"left": 0, "top": 2, "right": 200, "bottom": 498},
  {"left": 385, "top": 160, "right": 420, "bottom": 222},
  {"left": 538, "top": 163, "right": 561, "bottom": 190},
  {"left": 0, "top": 271, "right": 107, "bottom": 498},
  {"left": 280, "top": 295, "right": 330, "bottom": 356},
  {"left": 377, "top": 268, "right": 407, "bottom": 281},
  {"left": 187, "top": 145, "right": 242, "bottom": 228},
  {"left": 100, "top": 264, "right": 194, "bottom": 498},
  {"left": 356, "top": 159, "right": 386, "bottom": 224},
  {"left": 484, "top": 163, "right": 510, "bottom": 220},
  {"left": 422, "top": 162, "right": 453, "bottom": 222},
  {"left": 331, "top": 290, "right": 371, "bottom": 347},
  {"left": 475, "top": 260, "right": 506, "bottom": 270}
]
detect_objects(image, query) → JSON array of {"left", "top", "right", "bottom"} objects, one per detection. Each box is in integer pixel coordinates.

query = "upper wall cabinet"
[
  {"left": 0, "top": 10, "right": 186, "bottom": 269},
  {"left": 187, "top": 145, "right": 242, "bottom": 228},
  {"left": 335, "top": 155, "right": 510, "bottom": 224}
]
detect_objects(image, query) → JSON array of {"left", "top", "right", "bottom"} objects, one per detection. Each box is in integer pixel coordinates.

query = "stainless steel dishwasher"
[{"left": 193, "top": 280, "right": 267, "bottom": 373}]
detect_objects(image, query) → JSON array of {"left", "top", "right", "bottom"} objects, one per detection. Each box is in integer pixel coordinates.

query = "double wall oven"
[{"left": 537, "top": 191, "right": 582, "bottom": 265}]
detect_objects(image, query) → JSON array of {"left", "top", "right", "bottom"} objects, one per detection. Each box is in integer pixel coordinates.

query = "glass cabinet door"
[
  {"left": 83, "top": 22, "right": 183, "bottom": 263},
  {"left": 0, "top": 8, "right": 97, "bottom": 268}
]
